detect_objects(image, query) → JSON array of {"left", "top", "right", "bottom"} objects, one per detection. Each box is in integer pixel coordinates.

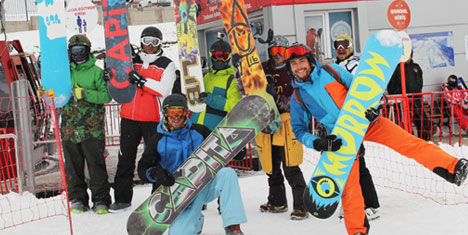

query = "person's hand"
[
  {"left": 231, "top": 53, "right": 242, "bottom": 67},
  {"left": 365, "top": 105, "right": 383, "bottom": 123},
  {"left": 128, "top": 70, "right": 147, "bottom": 88},
  {"left": 103, "top": 68, "right": 113, "bottom": 82},
  {"left": 37, "top": 86, "right": 47, "bottom": 98},
  {"left": 72, "top": 84, "right": 85, "bottom": 100},
  {"left": 313, "top": 135, "right": 342, "bottom": 152},
  {"left": 149, "top": 167, "right": 175, "bottom": 186},
  {"left": 198, "top": 92, "right": 209, "bottom": 103}
]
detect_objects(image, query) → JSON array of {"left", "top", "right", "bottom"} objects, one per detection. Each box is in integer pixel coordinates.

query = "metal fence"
[{"left": 4, "top": 0, "right": 37, "bottom": 22}]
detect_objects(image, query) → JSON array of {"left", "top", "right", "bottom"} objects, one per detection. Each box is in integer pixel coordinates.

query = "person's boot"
[
  {"left": 70, "top": 200, "right": 89, "bottom": 213},
  {"left": 454, "top": 158, "right": 468, "bottom": 186},
  {"left": 290, "top": 210, "right": 309, "bottom": 220},
  {"left": 224, "top": 224, "right": 244, "bottom": 235},
  {"left": 365, "top": 207, "right": 380, "bottom": 221},
  {"left": 109, "top": 202, "right": 131, "bottom": 212},
  {"left": 259, "top": 202, "right": 287, "bottom": 213}
]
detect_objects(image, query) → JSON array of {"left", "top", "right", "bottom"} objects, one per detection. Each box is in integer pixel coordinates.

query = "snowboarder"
[
  {"left": 256, "top": 35, "right": 308, "bottom": 220},
  {"left": 285, "top": 43, "right": 468, "bottom": 235},
  {"left": 137, "top": 94, "right": 247, "bottom": 235},
  {"left": 442, "top": 75, "right": 468, "bottom": 135},
  {"left": 106, "top": 26, "right": 176, "bottom": 212}
]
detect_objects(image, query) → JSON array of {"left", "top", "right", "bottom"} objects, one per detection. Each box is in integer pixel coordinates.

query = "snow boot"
[
  {"left": 93, "top": 203, "right": 109, "bottom": 215},
  {"left": 365, "top": 207, "right": 380, "bottom": 221},
  {"left": 454, "top": 158, "right": 468, "bottom": 186},
  {"left": 290, "top": 210, "right": 309, "bottom": 220},
  {"left": 224, "top": 224, "right": 244, "bottom": 235},
  {"left": 259, "top": 203, "right": 288, "bottom": 213},
  {"left": 70, "top": 200, "right": 89, "bottom": 213},
  {"left": 109, "top": 202, "right": 131, "bottom": 212}
]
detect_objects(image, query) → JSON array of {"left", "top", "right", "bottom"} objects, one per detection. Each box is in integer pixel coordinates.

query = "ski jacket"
[
  {"left": 387, "top": 60, "right": 423, "bottom": 95},
  {"left": 191, "top": 65, "right": 242, "bottom": 130},
  {"left": 334, "top": 55, "right": 360, "bottom": 75},
  {"left": 262, "top": 60, "right": 294, "bottom": 113},
  {"left": 290, "top": 62, "right": 353, "bottom": 149},
  {"left": 256, "top": 112, "right": 303, "bottom": 174},
  {"left": 137, "top": 119, "right": 211, "bottom": 183},
  {"left": 120, "top": 51, "right": 176, "bottom": 122},
  {"left": 61, "top": 54, "right": 112, "bottom": 143},
  {"left": 442, "top": 83, "right": 468, "bottom": 105}
]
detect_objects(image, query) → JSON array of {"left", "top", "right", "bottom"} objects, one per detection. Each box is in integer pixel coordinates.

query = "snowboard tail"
[
  {"left": 127, "top": 95, "right": 273, "bottom": 235},
  {"left": 304, "top": 30, "right": 403, "bottom": 219}
]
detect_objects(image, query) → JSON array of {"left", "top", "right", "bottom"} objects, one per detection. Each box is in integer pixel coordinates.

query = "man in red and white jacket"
[
  {"left": 443, "top": 75, "right": 468, "bottom": 134},
  {"left": 110, "top": 26, "right": 176, "bottom": 212}
]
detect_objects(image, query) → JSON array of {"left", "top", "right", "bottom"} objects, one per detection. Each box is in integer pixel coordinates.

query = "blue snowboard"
[
  {"left": 37, "top": 0, "right": 72, "bottom": 108},
  {"left": 304, "top": 30, "right": 403, "bottom": 219},
  {"left": 101, "top": 0, "right": 136, "bottom": 104}
]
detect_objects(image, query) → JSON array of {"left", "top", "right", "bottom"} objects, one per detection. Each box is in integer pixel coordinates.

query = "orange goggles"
[
  {"left": 284, "top": 45, "right": 312, "bottom": 61},
  {"left": 165, "top": 108, "right": 186, "bottom": 118},
  {"left": 269, "top": 46, "right": 287, "bottom": 57},
  {"left": 210, "top": 51, "right": 231, "bottom": 61}
]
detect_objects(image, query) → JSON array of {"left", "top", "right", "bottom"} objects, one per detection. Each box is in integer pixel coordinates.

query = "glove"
[
  {"left": 231, "top": 53, "right": 242, "bottom": 67},
  {"left": 128, "top": 70, "right": 147, "bottom": 88},
  {"left": 265, "top": 75, "right": 277, "bottom": 97},
  {"left": 149, "top": 167, "right": 175, "bottom": 186},
  {"left": 72, "top": 84, "right": 85, "bottom": 100},
  {"left": 198, "top": 92, "right": 209, "bottom": 103},
  {"left": 103, "top": 68, "right": 113, "bottom": 82},
  {"left": 313, "top": 135, "right": 342, "bottom": 152},
  {"left": 365, "top": 105, "right": 382, "bottom": 123},
  {"left": 37, "top": 86, "right": 47, "bottom": 98}
]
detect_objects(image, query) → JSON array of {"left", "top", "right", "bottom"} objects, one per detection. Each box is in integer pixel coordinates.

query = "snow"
[{"left": 3, "top": 23, "right": 468, "bottom": 235}]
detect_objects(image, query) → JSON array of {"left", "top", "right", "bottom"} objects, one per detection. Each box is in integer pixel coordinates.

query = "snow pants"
[
  {"left": 452, "top": 105, "right": 468, "bottom": 131},
  {"left": 63, "top": 138, "right": 111, "bottom": 206},
  {"left": 113, "top": 118, "right": 158, "bottom": 204},
  {"left": 169, "top": 167, "right": 247, "bottom": 235}
]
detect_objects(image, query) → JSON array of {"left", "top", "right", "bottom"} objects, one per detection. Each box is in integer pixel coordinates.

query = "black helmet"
[
  {"left": 163, "top": 94, "right": 188, "bottom": 110},
  {"left": 447, "top": 75, "right": 458, "bottom": 87},
  {"left": 68, "top": 34, "right": 91, "bottom": 47},
  {"left": 68, "top": 34, "right": 91, "bottom": 63},
  {"left": 210, "top": 39, "right": 231, "bottom": 53},
  {"left": 285, "top": 43, "right": 316, "bottom": 81},
  {"left": 141, "top": 26, "right": 163, "bottom": 40}
]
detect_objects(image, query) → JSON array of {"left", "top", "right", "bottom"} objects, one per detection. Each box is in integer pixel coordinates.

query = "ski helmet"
[
  {"left": 334, "top": 34, "right": 353, "bottom": 53},
  {"left": 447, "top": 75, "right": 458, "bottom": 87},
  {"left": 210, "top": 38, "right": 232, "bottom": 54},
  {"left": 68, "top": 34, "right": 91, "bottom": 63},
  {"left": 284, "top": 43, "right": 316, "bottom": 81},
  {"left": 209, "top": 38, "right": 232, "bottom": 71},
  {"left": 269, "top": 35, "right": 289, "bottom": 49},
  {"left": 163, "top": 93, "right": 188, "bottom": 110},
  {"left": 140, "top": 26, "right": 163, "bottom": 40}
]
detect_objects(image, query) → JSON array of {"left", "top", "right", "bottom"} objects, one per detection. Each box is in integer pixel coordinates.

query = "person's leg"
[
  {"left": 358, "top": 149, "right": 380, "bottom": 210},
  {"left": 113, "top": 118, "right": 142, "bottom": 204},
  {"left": 81, "top": 138, "right": 111, "bottom": 207},
  {"left": 266, "top": 145, "right": 287, "bottom": 207},
  {"left": 282, "top": 165, "right": 306, "bottom": 211},
  {"left": 453, "top": 105, "right": 468, "bottom": 130},
  {"left": 62, "top": 140, "right": 89, "bottom": 206}
]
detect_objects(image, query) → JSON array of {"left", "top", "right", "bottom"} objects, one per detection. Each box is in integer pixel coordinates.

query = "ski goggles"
[
  {"left": 210, "top": 51, "right": 231, "bottom": 61},
  {"left": 141, "top": 36, "right": 162, "bottom": 47},
  {"left": 333, "top": 39, "right": 352, "bottom": 50},
  {"left": 69, "top": 45, "right": 88, "bottom": 57},
  {"left": 269, "top": 46, "right": 287, "bottom": 57},
  {"left": 283, "top": 45, "right": 311, "bottom": 61},
  {"left": 165, "top": 107, "right": 187, "bottom": 118}
]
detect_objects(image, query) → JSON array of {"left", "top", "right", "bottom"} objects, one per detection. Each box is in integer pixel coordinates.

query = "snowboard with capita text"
[
  {"left": 215, "top": 0, "right": 281, "bottom": 134},
  {"left": 174, "top": 0, "right": 206, "bottom": 112},
  {"left": 101, "top": 0, "right": 136, "bottom": 104},
  {"left": 303, "top": 30, "right": 403, "bottom": 219},
  {"left": 126, "top": 95, "right": 273, "bottom": 235},
  {"left": 37, "top": 0, "right": 72, "bottom": 108}
]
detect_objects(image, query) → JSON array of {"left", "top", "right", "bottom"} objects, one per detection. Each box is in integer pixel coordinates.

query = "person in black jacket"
[{"left": 387, "top": 52, "right": 432, "bottom": 140}]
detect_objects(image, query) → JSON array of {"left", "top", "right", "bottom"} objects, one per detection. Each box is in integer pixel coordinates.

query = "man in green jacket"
[{"left": 61, "top": 34, "right": 112, "bottom": 214}]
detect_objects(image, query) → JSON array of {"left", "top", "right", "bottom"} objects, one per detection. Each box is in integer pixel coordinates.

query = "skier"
[
  {"left": 105, "top": 26, "right": 177, "bottom": 212},
  {"left": 285, "top": 44, "right": 468, "bottom": 235},
  {"left": 442, "top": 75, "right": 468, "bottom": 135},
  {"left": 61, "top": 34, "right": 112, "bottom": 214},
  {"left": 333, "top": 34, "right": 380, "bottom": 220},
  {"left": 137, "top": 94, "right": 247, "bottom": 235},
  {"left": 256, "top": 35, "right": 308, "bottom": 220}
]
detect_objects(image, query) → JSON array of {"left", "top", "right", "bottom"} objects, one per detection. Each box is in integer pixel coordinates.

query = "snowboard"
[
  {"left": 101, "top": 0, "right": 136, "bottom": 104},
  {"left": 303, "top": 30, "right": 403, "bottom": 219},
  {"left": 215, "top": 0, "right": 281, "bottom": 134},
  {"left": 174, "top": 0, "right": 206, "bottom": 112},
  {"left": 126, "top": 95, "right": 272, "bottom": 235},
  {"left": 37, "top": 0, "right": 72, "bottom": 108}
]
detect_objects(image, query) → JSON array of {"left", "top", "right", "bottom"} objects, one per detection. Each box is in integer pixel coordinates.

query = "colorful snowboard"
[
  {"left": 126, "top": 95, "right": 273, "bottom": 235},
  {"left": 174, "top": 0, "right": 206, "bottom": 112},
  {"left": 101, "top": 0, "right": 136, "bottom": 104},
  {"left": 303, "top": 30, "right": 403, "bottom": 219},
  {"left": 216, "top": 0, "right": 281, "bottom": 134},
  {"left": 37, "top": 0, "right": 72, "bottom": 108}
]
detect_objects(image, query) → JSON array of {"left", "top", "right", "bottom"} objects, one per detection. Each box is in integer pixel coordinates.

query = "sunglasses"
[
  {"left": 210, "top": 51, "right": 231, "bottom": 61},
  {"left": 269, "top": 46, "right": 287, "bottom": 57},
  {"left": 333, "top": 39, "right": 351, "bottom": 50},
  {"left": 165, "top": 108, "right": 186, "bottom": 118},
  {"left": 284, "top": 45, "right": 312, "bottom": 61},
  {"left": 141, "top": 36, "right": 162, "bottom": 47}
]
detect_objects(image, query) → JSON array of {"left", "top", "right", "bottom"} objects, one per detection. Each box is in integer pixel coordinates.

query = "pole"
[{"left": 400, "top": 62, "right": 411, "bottom": 132}]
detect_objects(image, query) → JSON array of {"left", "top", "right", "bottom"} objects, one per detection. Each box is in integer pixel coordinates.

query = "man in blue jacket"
[{"left": 137, "top": 94, "right": 247, "bottom": 235}]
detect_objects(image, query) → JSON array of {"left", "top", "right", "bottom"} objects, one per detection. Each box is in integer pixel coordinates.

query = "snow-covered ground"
[{"left": 3, "top": 22, "right": 468, "bottom": 235}]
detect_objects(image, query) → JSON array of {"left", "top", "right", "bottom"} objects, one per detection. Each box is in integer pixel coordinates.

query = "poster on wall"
[{"left": 410, "top": 31, "right": 454, "bottom": 70}]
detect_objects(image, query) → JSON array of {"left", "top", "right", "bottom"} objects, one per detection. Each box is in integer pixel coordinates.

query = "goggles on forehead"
[
  {"left": 141, "top": 36, "right": 162, "bottom": 47},
  {"left": 165, "top": 107, "right": 187, "bottom": 118},
  {"left": 333, "top": 39, "right": 352, "bottom": 50},
  {"left": 284, "top": 45, "right": 312, "bottom": 61},
  {"left": 269, "top": 46, "right": 287, "bottom": 57},
  {"left": 210, "top": 51, "right": 231, "bottom": 61}
]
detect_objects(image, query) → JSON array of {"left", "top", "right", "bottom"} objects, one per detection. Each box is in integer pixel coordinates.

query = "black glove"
[
  {"left": 365, "top": 105, "right": 383, "bottom": 123},
  {"left": 198, "top": 92, "right": 209, "bottom": 103},
  {"left": 313, "top": 135, "right": 342, "bottom": 152},
  {"left": 265, "top": 75, "right": 277, "bottom": 97},
  {"left": 149, "top": 167, "right": 175, "bottom": 187},
  {"left": 231, "top": 53, "right": 242, "bottom": 67},
  {"left": 128, "top": 70, "right": 147, "bottom": 88},
  {"left": 103, "top": 68, "right": 113, "bottom": 82}
]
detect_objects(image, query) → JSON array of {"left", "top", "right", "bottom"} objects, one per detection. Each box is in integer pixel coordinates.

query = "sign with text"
[
  {"left": 387, "top": 0, "right": 411, "bottom": 31},
  {"left": 66, "top": 0, "right": 98, "bottom": 35}
]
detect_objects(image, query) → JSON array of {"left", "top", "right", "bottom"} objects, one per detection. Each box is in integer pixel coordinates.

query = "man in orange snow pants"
[{"left": 285, "top": 44, "right": 468, "bottom": 235}]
